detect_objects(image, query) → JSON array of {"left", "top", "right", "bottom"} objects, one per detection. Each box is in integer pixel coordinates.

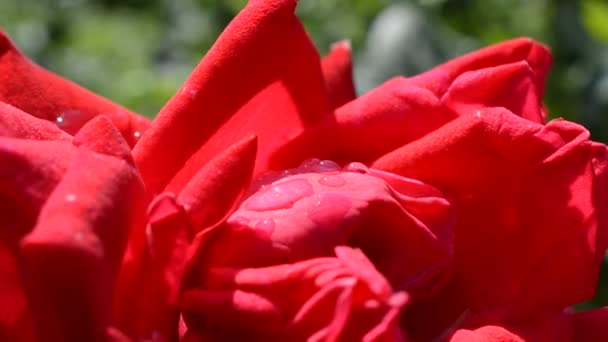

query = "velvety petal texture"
[
  {"left": 0, "top": 114, "right": 147, "bottom": 341},
  {"left": 321, "top": 40, "right": 357, "bottom": 110},
  {"left": 0, "top": 30, "right": 150, "bottom": 147},
  {"left": 1, "top": 2, "right": 608, "bottom": 342},
  {"left": 133, "top": 0, "right": 330, "bottom": 194},
  {"left": 270, "top": 38, "right": 552, "bottom": 169}
]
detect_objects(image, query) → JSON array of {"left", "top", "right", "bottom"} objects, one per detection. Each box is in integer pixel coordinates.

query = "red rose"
[{"left": 1, "top": 0, "right": 608, "bottom": 341}]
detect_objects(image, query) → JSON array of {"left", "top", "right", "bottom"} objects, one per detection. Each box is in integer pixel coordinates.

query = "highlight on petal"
[
  {"left": 18, "top": 119, "right": 147, "bottom": 342},
  {"left": 321, "top": 40, "right": 357, "bottom": 110},
  {"left": 133, "top": 0, "right": 330, "bottom": 193},
  {"left": 179, "top": 246, "right": 407, "bottom": 341},
  {"left": 0, "top": 30, "right": 150, "bottom": 147}
]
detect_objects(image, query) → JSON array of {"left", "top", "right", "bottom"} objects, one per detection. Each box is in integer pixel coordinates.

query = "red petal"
[
  {"left": 408, "top": 37, "right": 552, "bottom": 103},
  {"left": 73, "top": 116, "right": 135, "bottom": 164},
  {"left": 0, "top": 240, "right": 35, "bottom": 342},
  {"left": 373, "top": 109, "right": 606, "bottom": 313},
  {"left": 0, "top": 102, "right": 72, "bottom": 141},
  {"left": 569, "top": 307, "right": 608, "bottom": 342},
  {"left": 0, "top": 30, "right": 150, "bottom": 147},
  {"left": 321, "top": 40, "right": 357, "bottom": 110},
  {"left": 270, "top": 77, "right": 453, "bottom": 168},
  {"left": 114, "top": 193, "right": 190, "bottom": 341},
  {"left": 450, "top": 325, "right": 524, "bottom": 342},
  {"left": 176, "top": 134, "right": 257, "bottom": 231},
  {"left": 19, "top": 122, "right": 147, "bottom": 341},
  {"left": 133, "top": 0, "right": 329, "bottom": 193},
  {"left": 442, "top": 61, "right": 544, "bottom": 122},
  {"left": 0, "top": 138, "right": 76, "bottom": 244}
]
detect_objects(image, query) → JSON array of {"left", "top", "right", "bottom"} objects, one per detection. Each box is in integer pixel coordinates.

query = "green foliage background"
[{"left": 2, "top": 0, "right": 608, "bottom": 308}]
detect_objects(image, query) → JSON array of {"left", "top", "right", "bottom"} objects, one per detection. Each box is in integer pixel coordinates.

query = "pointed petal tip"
[
  {"left": 330, "top": 39, "right": 352, "bottom": 52},
  {"left": 73, "top": 115, "right": 134, "bottom": 162}
]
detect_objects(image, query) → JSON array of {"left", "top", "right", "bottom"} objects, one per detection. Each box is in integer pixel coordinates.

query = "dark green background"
[{"left": 2, "top": 0, "right": 607, "bottom": 308}]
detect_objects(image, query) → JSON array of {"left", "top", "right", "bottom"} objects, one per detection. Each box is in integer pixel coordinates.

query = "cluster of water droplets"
[{"left": 231, "top": 159, "right": 373, "bottom": 236}]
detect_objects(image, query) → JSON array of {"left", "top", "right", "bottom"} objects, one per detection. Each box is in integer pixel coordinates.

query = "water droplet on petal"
[
  {"left": 317, "top": 160, "right": 340, "bottom": 172},
  {"left": 54, "top": 109, "right": 89, "bottom": 134},
  {"left": 133, "top": 131, "right": 142, "bottom": 139},
  {"left": 245, "top": 178, "right": 314, "bottom": 211},
  {"left": 344, "top": 162, "right": 369, "bottom": 174},
  {"left": 73, "top": 231, "right": 84, "bottom": 242},
  {"left": 254, "top": 219, "right": 275, "bottom": 235},
  {"left": 299, "top": 158, "right": 321, "bottom": 170},
  {"left": 318, "top": 175, "right": 346, "bottom": 187},
  {"left": 64, "top": 193, "right": 77, "bottom": 202},
  {"left": 307, "top": 192, "right": 352, "bottom": 226},
  {"left": 230, "top": 215, "right": 250, "bottom": 227}
]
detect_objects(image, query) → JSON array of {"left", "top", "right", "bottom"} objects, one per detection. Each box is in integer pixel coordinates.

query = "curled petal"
[
  {"left": 373, "top": 108, "right": 608, "bottom": 336},
  {"left": 442, "top": 61, "right": 544, "bottom": 122},
  {"left": 19, "top": 120, "right": 147, "bottom": 342},
  {"left": 176, "top": 134, "right": 258, "bottom": 232},
  {"left": 180, "top": 246, "right": 407, "bottom": 341},
  {"left": 186, "top": 161, "right": 453, "bottom": 304},
  {"left": 321, "top": 40, "right": 357, "bottom": 110},
  {"left": 0, "top": 30, "right": 150, "bottom": 147},
  {"left": 114, "top": 193, "right": 191, "bottom": 341},
  {"left": 0, "top": 138, "right": 76, "bottom": 244},
  {"left": 134, "top": 0, "right": 329, "bottom": 193},
  {"left": 0, "top": 102, "right": 72, "bottom": 141},
  {"left": 408, "top": 37, "right": 552, "bottom": 104},
  {"left": 270, "top": 77, "right": 452, "bottom": 169}
]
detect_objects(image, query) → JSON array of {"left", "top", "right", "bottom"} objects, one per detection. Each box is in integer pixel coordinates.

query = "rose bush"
[{"left": 1, "top": 0, "right": 608, "bottom": 341}]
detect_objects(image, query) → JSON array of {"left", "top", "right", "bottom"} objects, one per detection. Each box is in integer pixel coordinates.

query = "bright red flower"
[{"left": 1, "top": 0, "right": 607, "bottom": 341}]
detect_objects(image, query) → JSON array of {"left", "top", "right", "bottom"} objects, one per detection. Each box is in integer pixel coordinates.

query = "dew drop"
[
  {"left": 64, "top": 193, "right": 77, "bottom": 202},
  {"left": 73, "top": 231, "right": 84, "bottom": 242},
  {"left": 54, "top": 109, "right": 88, "bottom": 134},
  {"left": 317, "top": 160, "right": 340, "bottom": 172},
  {"left": 344, "top": 162, "right": 369, "bottom": 174},
  {"left": 254, "top": 219, "right": 276, "bottom": 235},
  {"left": 133, "top": 131, "right": 142, "bottom": 139},
  {"left": 245, "top": 178, "right": 314, "bottom": 211},
  {"left": 298, "top": 158, "right": 341, "bottom": 173},
  {"left": 230, "top": 215, "right": 250, "bottom": 227},
  {"left": 307, "top": 192, "right": 352, "bottom": 226},
  {"left": 299, "top": 158, "right": 321, "bottom": 171},
  {"left": 318, "top": 175, "right": 346, "bottom": 187}
]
